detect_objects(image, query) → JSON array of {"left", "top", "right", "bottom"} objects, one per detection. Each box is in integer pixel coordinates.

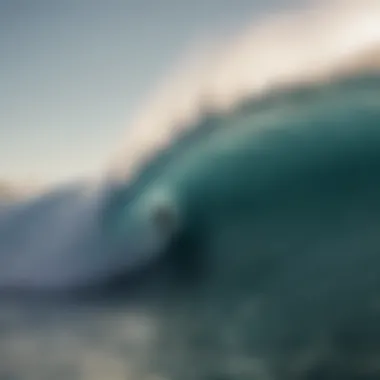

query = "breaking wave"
[
  {"left": 3, "top": 2, "right": 380, "bottom": 379},
  {"left": 108, "top": 0, "right": 380, "bottom": 181},
  {"left": 1, "top": 0, "right": 380, "bottom": 291}
]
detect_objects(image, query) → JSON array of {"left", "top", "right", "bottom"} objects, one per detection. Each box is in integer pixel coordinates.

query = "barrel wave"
[{"left": 2, "top": 2, "right": 380, "bottom": 379}]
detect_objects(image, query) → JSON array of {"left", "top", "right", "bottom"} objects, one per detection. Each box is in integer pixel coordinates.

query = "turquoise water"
[{"left": 1, "top": 72, "right": 380, "bottom": 379}]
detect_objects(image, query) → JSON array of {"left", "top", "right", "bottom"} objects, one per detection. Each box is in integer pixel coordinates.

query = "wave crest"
[{"left": 108, "top": 0, "right": 380, "bottom": 182}]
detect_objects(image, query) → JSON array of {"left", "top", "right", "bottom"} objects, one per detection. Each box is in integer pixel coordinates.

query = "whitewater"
[{"left": 1, "top": 1, "right": 380, "bottom": 379}]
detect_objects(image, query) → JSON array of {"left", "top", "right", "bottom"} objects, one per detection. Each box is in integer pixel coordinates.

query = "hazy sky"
[{"left": 0, "top": 0, "right": 306, "bottom": 185}]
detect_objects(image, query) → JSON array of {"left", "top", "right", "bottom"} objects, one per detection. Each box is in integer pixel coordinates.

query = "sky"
[{"left": 0, "top": 0, "right": 307, "bottom": 186}]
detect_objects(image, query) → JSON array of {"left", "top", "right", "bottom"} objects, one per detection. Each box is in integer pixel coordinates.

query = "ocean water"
[{"left": 2, "top": 3, "right": 380, "bottom": 380}]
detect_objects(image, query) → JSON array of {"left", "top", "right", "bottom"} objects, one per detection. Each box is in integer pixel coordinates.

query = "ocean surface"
[{"left": 2, "top": 3, "right": 380, "bottom": 380}]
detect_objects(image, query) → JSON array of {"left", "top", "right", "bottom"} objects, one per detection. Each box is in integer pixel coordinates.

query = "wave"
[
  {"left": 108, "top": 0, "right": 380, "bottom": 181},
  {"left": 1, "top": 1, "right": 380, "bottom": 292}
]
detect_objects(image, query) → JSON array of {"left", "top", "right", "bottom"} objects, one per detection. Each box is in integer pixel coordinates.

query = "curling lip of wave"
[
  {"left": 108, "top": 0, "right": 380, "bottom": 182},
  {"left": 1, "top": 2, "right": 380, "bottom": 291}
]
